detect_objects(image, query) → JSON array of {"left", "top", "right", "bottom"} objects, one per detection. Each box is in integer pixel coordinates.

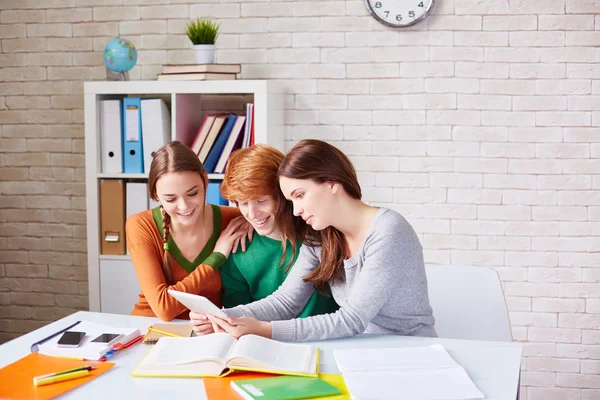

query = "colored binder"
[
  {"left": 99, "top": 99, "right": 123, "bottom": 173},
  {"left": 122, "top": 97, "right": 144, "bottom": 173},
  {"left": 100, "top": 179, "right": 126, "bottom": 255},
  {"left": 204, "top": 113, "right": 237, "bottom": 173},
  {"left": 141, "top": 99, "right": 171, "bottom": 174},
  {"left": 206, "top": 182, "right": 228, "bottom": 206}
]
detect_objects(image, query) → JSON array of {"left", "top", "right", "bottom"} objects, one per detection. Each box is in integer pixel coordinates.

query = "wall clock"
[{"left": 364, "top": 0, "right": 435, "bottom": 28}]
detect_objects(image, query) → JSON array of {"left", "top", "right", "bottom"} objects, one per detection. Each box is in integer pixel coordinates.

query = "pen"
[
  {"left": 104, "top": 335, "right": 143, "bottom": 359},
  {"left": 33, "top": 368, "right": 95, "bottom": 387},
  {"left": 30, "top": 320, "right": 82, "bottom": 353},
  {"left": 147, "top": 327, "right": 182, "bottom": 338},
  {"left": 35, "top": 366, "right": 95, "bottom": 380}
]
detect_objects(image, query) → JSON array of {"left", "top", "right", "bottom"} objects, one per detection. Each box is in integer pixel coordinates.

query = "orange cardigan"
[{"left": 126, "top": 205, "right": 241, "bottom": 321}]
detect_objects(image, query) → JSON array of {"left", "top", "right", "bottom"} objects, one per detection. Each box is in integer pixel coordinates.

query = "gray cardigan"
[{"left": 226, "top": 208, "right": 437, "bottom": 341}]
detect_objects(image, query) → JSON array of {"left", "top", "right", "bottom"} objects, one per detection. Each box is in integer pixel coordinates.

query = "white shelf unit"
[{"left": 84, "top": 80, "right": 283, "bottom": 313}]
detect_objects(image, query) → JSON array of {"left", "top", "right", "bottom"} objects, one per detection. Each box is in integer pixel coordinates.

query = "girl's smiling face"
[
  {"left": 238, "top": 195, "right": 280, "bottom": 238},
  {"left": 155, "top": 171, "right": 206, "bottom": 226}
]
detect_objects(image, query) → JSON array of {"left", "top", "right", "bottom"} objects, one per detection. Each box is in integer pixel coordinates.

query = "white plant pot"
[{"left": 193, "top": 44, "right": 215, "bottom": 64}]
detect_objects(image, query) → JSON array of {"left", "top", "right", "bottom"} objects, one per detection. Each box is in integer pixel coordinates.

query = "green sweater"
[{"left": 221, "top": 234, "right": 339, "bottom": 318}]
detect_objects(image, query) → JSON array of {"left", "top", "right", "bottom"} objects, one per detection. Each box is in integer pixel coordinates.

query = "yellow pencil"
[
  {"left": 147, "top": 327, "right": 182, "bottom": 338},
  {"left": 33, "top": 369, "right": 90, "bottom": 387}
]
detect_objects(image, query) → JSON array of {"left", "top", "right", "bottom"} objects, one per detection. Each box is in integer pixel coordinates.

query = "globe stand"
[{"left": 105, "top": 66, "right": 129, "bottom": 81}]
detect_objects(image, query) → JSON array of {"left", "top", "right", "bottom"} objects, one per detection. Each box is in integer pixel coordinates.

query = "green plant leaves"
[{"left": 185, "top": 18, "right": 220, "bottom": 45}]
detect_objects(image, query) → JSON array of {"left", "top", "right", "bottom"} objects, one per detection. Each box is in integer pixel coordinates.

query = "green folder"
[{"left": 230, "top": 376, "right": 342, "bottom": 400}]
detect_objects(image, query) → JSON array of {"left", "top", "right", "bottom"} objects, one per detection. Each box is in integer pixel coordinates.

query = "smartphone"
[
  {"left": 91, "top": 333, "right": 123, "bottom": 346},
  {"left": 57, "top": 331, "right": 86, "bottom": 348}
]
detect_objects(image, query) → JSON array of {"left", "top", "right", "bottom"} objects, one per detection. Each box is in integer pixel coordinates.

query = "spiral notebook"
[{"left": 142, "top": 323, "right": 194, "bottom": 344}]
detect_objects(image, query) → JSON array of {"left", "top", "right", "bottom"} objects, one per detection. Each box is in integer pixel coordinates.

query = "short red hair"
[
  {"left": 220, "top": 144, "right": 284, "bottom": 202},
  {"left": 221, "top": 144, "right": 300, "bottom": 271}
]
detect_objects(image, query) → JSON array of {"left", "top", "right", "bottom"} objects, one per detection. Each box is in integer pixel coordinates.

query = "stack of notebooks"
[{"left": 157, "top": 64, "right": 240, "bottom": 81}]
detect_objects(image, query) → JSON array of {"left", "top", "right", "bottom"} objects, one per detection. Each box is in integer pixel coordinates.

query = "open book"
[{"left": 131, "top": 333, "right": 319, "bottom": 378}]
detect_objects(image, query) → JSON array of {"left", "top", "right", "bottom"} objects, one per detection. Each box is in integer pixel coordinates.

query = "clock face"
[{"left": 365, "top": 0, "right": 435, "bottom": 28}]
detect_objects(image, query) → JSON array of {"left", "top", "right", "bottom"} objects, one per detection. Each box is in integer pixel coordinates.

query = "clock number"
[
  {"left": 418, "top": 2, "right": 424, "bottom": 7},
  {"left": 384, "top": 11, "right": 390, "bottom": 17},
  {"left": 375, "top": 1, "right": 382, "bottom": 7},
  {"left": 409, "top": 11, "right": 415, "bottom": 18},
  {"left": 396, "top": 14, "right": 402, "bottom": 21}
]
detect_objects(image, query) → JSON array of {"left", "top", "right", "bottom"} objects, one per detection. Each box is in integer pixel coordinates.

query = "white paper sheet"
[{"left": 334, "top": 345, "right": 484, "bottom": 400}]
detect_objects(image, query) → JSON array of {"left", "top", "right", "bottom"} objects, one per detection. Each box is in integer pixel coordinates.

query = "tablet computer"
[{"left": 167, "top": 290, "right": 228, "bottom": 320}]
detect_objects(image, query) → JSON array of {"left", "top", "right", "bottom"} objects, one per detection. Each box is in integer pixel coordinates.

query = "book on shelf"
[
  {"left": 162, "top": 64, "right": 241, "bottom": 75},
  {"left": 131, "top": 332, "right": 320, "bottom": 378},
  {"left": 190, "top": 114, "right": 217, "bottom": 155},
  {"left": 214, "top": 115, "right": 246, "bottom": 174},
  {"left": 157, "top": 72, "right": 236, "bottom": 81},
  {"left": 197, "top": 114, "right": 228, "bottom": 163},
  {"left": 242, "top": 103, "right": 253, "bottom": 148},
  {"left": 230, "top": 376, "right": 342, "bottom": 400},
  {"left": 203, "top": 113, "right": 238, "bottom": 173}
]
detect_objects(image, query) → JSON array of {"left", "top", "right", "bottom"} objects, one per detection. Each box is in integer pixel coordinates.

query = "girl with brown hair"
[
  {"left": 194, "top": 139, "right": 436, "bottom": 340},
  {"left": 190, "top": 145, "right": 338, "bottom": 334},
  {"left": 127, "top": 141, "right": 248, "bottom": 321}
]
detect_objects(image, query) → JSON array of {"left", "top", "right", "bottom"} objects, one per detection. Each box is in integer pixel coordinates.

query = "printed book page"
[
  {"left": 227, "top": 334, "right": 317, "bottom": 375},
  {"left": 147, "top": 334, "right": 235, "bottom": 366},
  {"left": 133, "top": 334, "right": 237, "bottom": 377}
]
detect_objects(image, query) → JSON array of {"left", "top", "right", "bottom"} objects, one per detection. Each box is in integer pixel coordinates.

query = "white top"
[{"left": 0, "top": 311, "right": 522, "bottom": 400}]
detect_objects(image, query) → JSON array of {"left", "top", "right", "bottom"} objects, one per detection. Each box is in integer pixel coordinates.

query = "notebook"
[
  {"left": 36, "top": 321, "right": 140, "bottom": 361},
  {"left": 204, "top": 372, "right": 350, "bottom": 400},
  {"left": 333, "top": 345, "right": 484, "bottom": 400},
  {"left": 131, "top": 332, "right": 319, "bottom": 378},
  {"left": 230, "top": 376, "right": 341, "bottom": 400},
  {"left": 0, "top": 353, "right": 114, "bottom": 400},
  {"left": 142, "top": 323, "right": 194, "bottom": 344}
]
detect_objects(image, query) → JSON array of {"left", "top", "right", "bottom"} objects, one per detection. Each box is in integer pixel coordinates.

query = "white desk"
[{"left": 0, "top": 312, "right": 521, "bottom": 400}]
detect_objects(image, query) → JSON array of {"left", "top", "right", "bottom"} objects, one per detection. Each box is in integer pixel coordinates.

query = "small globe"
[{"left": 103, "top": 38, "right": 138, "bottom": 73}]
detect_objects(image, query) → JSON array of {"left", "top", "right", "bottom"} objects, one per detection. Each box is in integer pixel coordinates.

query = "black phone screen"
[
  {"left": 92, "top": 333, "right": 121, "bottom": 343},
  {"left": 57, "top": 331, "right": 86, "bottom": 346}
]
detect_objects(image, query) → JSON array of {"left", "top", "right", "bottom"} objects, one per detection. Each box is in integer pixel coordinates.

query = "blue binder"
[
  {"left": 203, "top": 113, "right": 237, "bottom": 173},
  {"left": 206, "top": 182, "right": 228, "bottom": 205},
  {"left": 122, "top": 97, "right": 144, "bottom": 173}
]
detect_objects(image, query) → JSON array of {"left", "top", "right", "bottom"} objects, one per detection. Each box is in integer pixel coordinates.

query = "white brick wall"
[{"left": 1, "top": 1, "right": 599, "bottom": 398}]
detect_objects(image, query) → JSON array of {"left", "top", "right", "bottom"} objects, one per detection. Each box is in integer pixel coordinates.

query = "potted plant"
[{"left": 185, "top": 17, "right": 220, "bottom": 64}]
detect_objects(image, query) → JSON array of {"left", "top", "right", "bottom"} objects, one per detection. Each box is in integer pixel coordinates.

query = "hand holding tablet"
[{"left": 167, "top": 290, "right": 229, "bottom": 320}]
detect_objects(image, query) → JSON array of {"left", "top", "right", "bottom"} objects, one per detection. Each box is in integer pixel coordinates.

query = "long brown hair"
[
  {"left": 220, "top": 144, "right": 301, "bottom": 271},
  {"left": 277, "top": 139, "right": 361, "bottom": 293},
  {"left": 148, "top": 141, "right": 208, "bottom": 284}
]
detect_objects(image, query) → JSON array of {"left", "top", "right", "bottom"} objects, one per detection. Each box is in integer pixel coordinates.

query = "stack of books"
[{"left": 157, "top": 64, "right": 240, "bottom": 81}]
